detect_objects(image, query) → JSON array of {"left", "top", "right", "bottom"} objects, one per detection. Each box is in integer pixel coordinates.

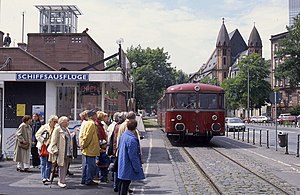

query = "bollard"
[
  {"left": 233, "top": 129, "right": 236, "bottom": 139},
  {"left": 226, "top": 126, "right": 228, "bottom": 137},
  {"left": 286, "top": 133, "right": 289, "bottom": 153},
  {"left": 297, "top": 134, "right": 300, "bottom": 157},
  {"left": 266, "top": 130, "right": 269, "bottom": 148},
  {"left": 259, "top": 129, "right": 262, "bottom": 147},
  {"left": 237, "top": 129, "right": 240, "bottom": 140},
  {"left": 247, "top": 128, "right": 250, "bottom": 143},
  {"left": 253, "top": 129, "right": 255, "bottom": 145},
  {"left": 242, "top": 129, "right": 245, "bottom": 142}
]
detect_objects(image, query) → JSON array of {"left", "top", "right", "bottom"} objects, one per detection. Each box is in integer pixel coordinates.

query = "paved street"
[{"left": 1, "top": 122, "right": 300, "bottom": 195}]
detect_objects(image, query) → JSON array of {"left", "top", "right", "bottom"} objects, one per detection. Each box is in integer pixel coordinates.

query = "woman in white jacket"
[
  {"left": 47, "top": 116, "right": 72, "bottom": 188},
  {"left": 35, "top": 115, "right": 58, "bottom": 184}
]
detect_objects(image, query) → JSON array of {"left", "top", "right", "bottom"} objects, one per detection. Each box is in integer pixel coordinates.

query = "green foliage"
[
  {"left": 290, "top": 105, "right": 300, "bottom": 115},
  {"left": 221, "top": 77, "right": 240, "bottom": 110},
  {"left": 275, "top": 14, "right": 300, "bottom": 89},
  {"left": 222, "top": 53, "right": 271, "bottom": 110},
  {"left": 105, "top": 57, "right": 118, "bottom": 70},
  {"left": 175, "top": 69, "right": 189, "bottom": 84},
  {"left": 201, "top": 76, "right": 219, "bottom": 85},
  {"left": 126, "top": 45, "right": 177, "bottom": 112}
]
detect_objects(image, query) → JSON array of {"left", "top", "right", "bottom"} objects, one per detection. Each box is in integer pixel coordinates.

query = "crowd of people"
[{"left": 13, "top": 110, "right": 145, "bottom": 194}]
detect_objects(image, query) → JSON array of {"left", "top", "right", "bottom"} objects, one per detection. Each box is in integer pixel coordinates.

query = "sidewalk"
[{"left": 0, "top": 126, "right": 182, "bottom": 195}]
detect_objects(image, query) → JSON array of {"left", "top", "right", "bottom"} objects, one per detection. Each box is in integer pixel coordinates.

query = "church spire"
[
  {"left": 248, "top": 24, "right": 262, "bottom": 47},
  {"left": 248, "top": 23, "right": 262, "bottom": 55},
  {"left": 216, "top": 18, "right": 230, "bottom": 47}
]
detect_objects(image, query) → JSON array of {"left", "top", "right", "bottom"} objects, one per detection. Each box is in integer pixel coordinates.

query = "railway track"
[{"left": 181, "top": 146, "right": 293, "bottom": 195}]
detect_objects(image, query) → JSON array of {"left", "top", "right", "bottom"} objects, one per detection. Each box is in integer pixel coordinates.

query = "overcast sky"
[{"left": 0, "top": 0, "right": 288, "bottom": 74}]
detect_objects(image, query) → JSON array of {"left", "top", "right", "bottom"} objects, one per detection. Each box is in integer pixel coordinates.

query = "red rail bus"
[{"left": 157, "top": 83, "right": 225, "bottom": 141}]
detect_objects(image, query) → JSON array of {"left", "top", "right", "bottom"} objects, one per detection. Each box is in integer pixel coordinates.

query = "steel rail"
[
  {"left": 182, "top": 147, "right": 223, "bottom": 195},
  {"left": 211, "top": 147, "right": 291, "bottom": 195}
]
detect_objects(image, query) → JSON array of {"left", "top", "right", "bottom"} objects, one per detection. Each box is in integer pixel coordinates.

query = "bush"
[{"left": 290, "top": 105, "right": 300, "bottom": 116}]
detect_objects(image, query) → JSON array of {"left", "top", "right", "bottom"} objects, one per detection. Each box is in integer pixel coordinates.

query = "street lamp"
[
  {"left": 116, "top": 38, "right": 124, "bottom": 68},
  {"left": 274, "top": 86, "right": 279, "bottom": 151},
  {"left": 247, "top": 67, "right": 250, "bottom": 120},
  {"left": 131, "top": 62, "right": 137, "bottom": 99}
]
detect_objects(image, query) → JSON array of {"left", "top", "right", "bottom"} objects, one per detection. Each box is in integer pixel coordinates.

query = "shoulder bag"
[{"left": 39, "top": 144, "right": 49, "bottom": 157}]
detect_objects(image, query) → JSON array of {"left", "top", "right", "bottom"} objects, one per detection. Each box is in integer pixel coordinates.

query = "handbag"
[
  {"left": 39, "top": 144, "right": 49, "bottom": 157},
  {"left": 18, "top": 141, "right": 29, "bottom": 150}
]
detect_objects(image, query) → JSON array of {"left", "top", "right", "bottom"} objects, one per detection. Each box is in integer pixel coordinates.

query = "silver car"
[{"left": 225, "top": 117, "right": 246, "bottom": 132}]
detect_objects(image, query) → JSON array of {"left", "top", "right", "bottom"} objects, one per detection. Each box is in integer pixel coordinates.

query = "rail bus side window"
[
  {"left": 219, "top": 94, "right": 224, "bottom": 109},
  {"left": 168, "top": 94, "right": 175, "bottom": 109}
]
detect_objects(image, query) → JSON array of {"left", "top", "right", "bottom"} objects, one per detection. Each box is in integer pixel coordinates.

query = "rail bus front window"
[
  {"left": 176, "top": 93, "right": 196, "bottom": 109},
  {"left": 199, "top": 94, "right": 218, "bottom": 109}
]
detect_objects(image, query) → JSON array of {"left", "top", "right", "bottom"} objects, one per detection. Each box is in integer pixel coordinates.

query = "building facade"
[
  {"left": 289, "top": 0, "right": 300, "bottom": 26},
  {"left": 190, "top": 20, "right": 262, "bottom": 85},
  {"left": 0, "top": 5, "right": 132, "bottom": 158},
  {"left": 270, "top": 31, "right": 300, "bottom": 118}
]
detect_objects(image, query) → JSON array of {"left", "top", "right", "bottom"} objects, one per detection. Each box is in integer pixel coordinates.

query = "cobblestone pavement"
[{"left": 164, "top": 134, "right": 300, "bottom": 195}]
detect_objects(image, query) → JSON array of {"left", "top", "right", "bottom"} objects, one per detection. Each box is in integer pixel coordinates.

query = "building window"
[
  {"left": 71, "top": 37, "right": 82, "bottom": 43},
  {"left": 223, "top": 57, "right": 226, "bottom": 65},
  {"left": 44, "top": 36, "right": 56, "bottom": 44},
  {"left": 288, "top": 92, "right": 292, "bottom": 103},
  {"left": 222, "top": 49, "right": 226, "bottom": 56},
  {"left": 223, "top": 72, "right": 227, "bottom": 78}
]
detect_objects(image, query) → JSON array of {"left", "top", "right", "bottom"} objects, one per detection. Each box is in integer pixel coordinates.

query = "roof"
[
  {"left": 248, "top": 26, "right": 262, "bottom": 47},
  {"left": 216, "top": 21, "right": 230, "bottom": 47},
  {"left": 166, "top": 83, "right": 224, "bottom": 93},
  {"left": 35, "top": 5, "right": 82, "bottom": 15},
  {"left": 229, "top": 29, "right": 248, "bottom": 60}
]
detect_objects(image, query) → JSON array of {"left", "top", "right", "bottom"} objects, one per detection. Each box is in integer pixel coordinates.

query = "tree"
[
  {"left": 290, "top": 105, "right": 300, "bottom": 115},
  {"left": 221, "top": 77, "right": 240, "bottom": 111},
  {"left": 175, "top": 69, "right": 189, "bottom": 84},
  {"left": 126, "top": 45, "right": 177, "bottom": 112},
  {"left": 275, "top": 14, "right": 300, "bottom": 89},
  {"left": 222, "top": 53, "right": 271, "bottom": 112},
  {"left": 200, "top": 76, "right": 219, "bottom": 85}
]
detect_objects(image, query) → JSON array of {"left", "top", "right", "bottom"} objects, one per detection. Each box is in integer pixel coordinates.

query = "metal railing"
[{"left": 226, "top": 126, "right": 299, "bottom": 157}]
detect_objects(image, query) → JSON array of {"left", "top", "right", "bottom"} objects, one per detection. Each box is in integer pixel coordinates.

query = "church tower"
[
  {"left": 215, "top": 18, "right": 231, "bottom": 83},
  {"left": 248, "top": 25, "right": 262, "bottom": 56}
]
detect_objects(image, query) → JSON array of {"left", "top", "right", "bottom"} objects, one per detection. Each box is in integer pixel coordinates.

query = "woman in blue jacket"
[{"left": 118, "top": 119, "right": 145, "bottom": 195}]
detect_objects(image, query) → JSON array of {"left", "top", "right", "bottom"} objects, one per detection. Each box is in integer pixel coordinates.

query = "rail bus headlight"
[
  {"left": 176, "top": 114, "right": 182, "bottom": 120},
  {"left": 211, "top": 123, "right": 221, "bottom": 131},
  {"left": 212, "top": 115, "right": 218, "bottom": 121},
  {"left": 175, "top": 123, "right": 185, "bottom": 131}
]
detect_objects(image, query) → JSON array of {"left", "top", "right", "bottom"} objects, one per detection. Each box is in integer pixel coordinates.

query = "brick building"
[{"left": 0, "top": 5, "right": 131, "bottom": 158}]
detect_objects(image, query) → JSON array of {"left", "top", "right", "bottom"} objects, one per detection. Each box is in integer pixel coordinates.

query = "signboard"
[
  {"left": 16, "top": 104, "right": 25, "bottom": 116},
  {"left": 3, "top": 128, "right": 16, "bottom": 159},
  {"left": 16, "top": 73, "right": 89, "bottom": 81},
  {"left": 269, "top": 92, "right": 282, "bottom": 104},
  {"left": 32, "top": 105, "right": 45, "bottom": 123},
  {"left": 79, "top": 82, "right": 100, "bottom": 95}
]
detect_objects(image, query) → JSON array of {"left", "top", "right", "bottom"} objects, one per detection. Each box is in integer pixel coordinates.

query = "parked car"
[
  {"left": 250, "top": 116, "right": 269, "bottom": 123},
  {"left": 225, "top": 117, "right": 246, "bottom": 132},
  {"left": 277, "top": 113, "right": 297, "bottom": 124},
  {"left": 250, "top": 116, "right": 258, "bottom": 123}
]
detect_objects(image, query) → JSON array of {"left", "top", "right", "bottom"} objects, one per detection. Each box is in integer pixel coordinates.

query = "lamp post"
[
  {"left": 131, "top": 62, "right": 137, "bottom": 99},
  {"left": 116, "top": 38, "right": 124, "bottom": 68},
  {"left": 247, "top": 67, "right": 250, "bottom": 120},
  {"left": 274, "top": 86, "right": 279, "bottom": 151}
]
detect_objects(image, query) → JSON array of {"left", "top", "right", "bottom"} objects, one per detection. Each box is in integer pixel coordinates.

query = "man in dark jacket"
[{"left": 3, "top": 33, "right": 11, "bottom": 47}]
